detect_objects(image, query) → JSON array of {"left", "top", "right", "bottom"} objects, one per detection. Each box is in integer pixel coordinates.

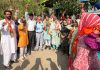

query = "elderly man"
[
  {"left": 0, "top": 10, "right": 17, "bottom": 69},
  {"left": 35, "top": 16, "right": 44, "bottom": 50}
]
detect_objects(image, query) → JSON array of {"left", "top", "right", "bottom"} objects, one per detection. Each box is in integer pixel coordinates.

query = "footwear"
[
  {"left": 27, "top": 51, "right": 31, "bottom": 55},
  {"left": 45, "top": 46, "right": 48, "bottom": 49},
  {"left": 10, "top": 60, "right": 18, "bottom": 64},
  {"left": 28, "top": 52, "right": 31, "bottom": 55},
  {"left": 19, "top": 57, "right": 24, "bottom": 62},
  {"left": 48, "top": 46, "right": 51, "bottom": 50},
  {"left": 19, "top": 58, "right": 24, "bottom": 62},
  {"left": 34, "top": 47, "right": 39, "bottom": 51},
  {"left": 39, "top": 47, "right": 43, "bottom": 51},
  {"left": 40, "top": 48, "right": 43, "bottom": 51},
  {"left": 4, "top": 65, "right": 12, "bottom": 70},
  {"left": 24, "top": 54, "right": 27, "bottom": 58},
  {"left": 4, "top": 66, "right": 10, "bottom": 69}
]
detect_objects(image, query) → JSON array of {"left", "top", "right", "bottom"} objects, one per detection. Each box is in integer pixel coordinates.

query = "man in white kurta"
[{"left": 0, "top": 10, "right": 17, "bottom": 68}]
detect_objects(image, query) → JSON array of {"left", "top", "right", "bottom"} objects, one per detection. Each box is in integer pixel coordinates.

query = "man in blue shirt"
[{"left": 35, "top": 16, "right": 44, "bottom": 50}]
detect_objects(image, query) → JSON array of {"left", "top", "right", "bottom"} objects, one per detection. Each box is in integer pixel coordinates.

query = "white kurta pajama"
[{"left": 0, "top": 19, "right": 17, "bottom": 66}]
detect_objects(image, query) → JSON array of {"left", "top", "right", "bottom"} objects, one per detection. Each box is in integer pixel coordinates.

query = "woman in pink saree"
[{"left": 73, "top": 13, "right": 100, "bottom": 70}]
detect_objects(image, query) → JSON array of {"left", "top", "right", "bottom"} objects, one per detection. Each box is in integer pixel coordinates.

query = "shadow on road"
[
  {"left": 47, "top": 58, "right": 59, "bottom": 70},
  {"left": 56, "top": 51, "right": 68, "bottom": 70},
  {"left": 14, "top": 59, "right": 30, "bottom": 70},
  {"left": 31, "top": 58, "right": 44, "bottom": 70}
]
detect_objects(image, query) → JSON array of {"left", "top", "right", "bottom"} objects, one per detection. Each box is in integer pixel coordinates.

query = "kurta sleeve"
[
  {"left": 0, "top": 20, "right": 8, "bottom": 31},
  {"left": 0, "top": 21, "right": 3, "bottom": 30},
  {"left": 25, "top": 11, "right": 29, "bottom": 21},
  {"left": 3, "top": 24, "right": 8, "bottom": 31}
]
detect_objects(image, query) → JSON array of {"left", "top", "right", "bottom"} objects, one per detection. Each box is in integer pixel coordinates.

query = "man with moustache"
[{"left": 0, "top": 10, "right": 17, "bottom": 69}]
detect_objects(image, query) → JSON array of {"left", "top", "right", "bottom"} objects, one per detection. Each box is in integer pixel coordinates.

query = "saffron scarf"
[{"left": 5, "top": 19, "right": 13, "bottom": 33}]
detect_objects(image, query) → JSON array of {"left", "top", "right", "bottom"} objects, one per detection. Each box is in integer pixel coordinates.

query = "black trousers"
[{"left": 27, "top": 31, "right": 36, "bottom": 53}]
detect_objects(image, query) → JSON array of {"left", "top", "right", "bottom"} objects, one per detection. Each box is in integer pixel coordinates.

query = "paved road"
[{"left": 0, "top": 49, "right": 68, "bottom": 70}]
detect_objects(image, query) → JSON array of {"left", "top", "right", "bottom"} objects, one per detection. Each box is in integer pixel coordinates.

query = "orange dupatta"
[{"left": 5, "top": 19, "right": 13, "bottom": 33}]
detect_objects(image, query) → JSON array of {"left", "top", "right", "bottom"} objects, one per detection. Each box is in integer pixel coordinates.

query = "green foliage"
[
  {"left": 53, "top": 0, "right": 81, "bottom": 15},
  {"left": 0, "top": 0, "right": 48, "bottom": 18},
  {"left": 0, "top": 0, "right": 82, "bottom": 18}
]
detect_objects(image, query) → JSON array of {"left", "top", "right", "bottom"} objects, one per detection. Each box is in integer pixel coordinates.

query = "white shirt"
[
  {"left": 25, "top": 12, "right": 36, "bottom": 31},
  {"left": 27, "top": 19, "right": 36, "bottom": 31}
]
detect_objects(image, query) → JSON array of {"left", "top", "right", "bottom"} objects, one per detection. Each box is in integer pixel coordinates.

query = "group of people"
[
  {"left": 1, "top": 5, "right": 100, "bottom": 70},
  {"left": 0, "top": 6, "right": 79, "bottom": 69}
]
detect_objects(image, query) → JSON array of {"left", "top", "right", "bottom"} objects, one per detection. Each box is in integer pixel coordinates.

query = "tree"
[
  {"left": 53, "top": 0, "right": 81, "bottom": 16},
  {"left": 0, "top": 0, "right": 48, "bottom": 18}
]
